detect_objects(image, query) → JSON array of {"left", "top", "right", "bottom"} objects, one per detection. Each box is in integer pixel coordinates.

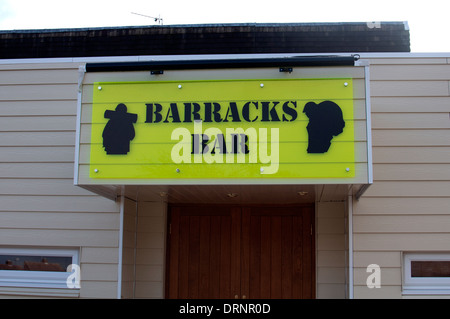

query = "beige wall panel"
[
  {"left": 135, "top": 248, "right": 165, "bottom": 265},
  {"left": 0, "top": 229, "right": 118, "bottom": 247},
  {"left": 353, "top": 197, "right": 450, "bottom": 215},
  {"left": 122, "top": 230, "right": 136, "bottom": 249},
  {"left": 353, "top": 251, "right": 401, "bottom": 268},
  {"left": 353, "top": 285, "right": 402, "bottom": 299},
  {"left": 81, "top": 247, "right": 119, "bottom": 264},
  {"left": 0, "top": 101, "right": 76, "bottom": 116},
  {"left": 134, "top": 281, "right": 164, "bottom": 299},
  {"left": 0, "top": 163, "right": 74, "bottom": 178},
  {"left": 80, "top": 281, "right": 117, "bottom": 299},
  {"left": 136, "top": 232, "right": 165, "bottom": 250},
  {"left": 0, "top": 132, "right": 75, "bottom": 146},
  {"left": 137, "top": 216, "right": 165, "bottom": 233},
  {"left": 371, "top": 113, "right": 450, "bottom": 129},
  {"left": 0, "top": 179, "right": 96, "bottom": 196},
  {"left": 317, "top": 234, "right": 346, "bottom": 251},
  {"left": 403, "top": 294, "right": 450, "bottom": 299},
  {"left": 317, "top": 250, "right": 346, "bottom": 267},
  {"left": 316, "top": 201, "right": 347, "bottom": 298},
  {"left": 353, "top": 233, "right": 450, "bottom": 251},
  {"left": 317, "top": 284, "right": 346, "bottom": 299},
  {"left": 121, "top": 197, "right": 137, "bottom": 298},
  {"left": 316, "top": 201, "right": 346, "bottom": 217},
  {"left": 363, "top": 181, "right": 450, "bottom": 197},
  {"left": 135, "top": 265, "right": 164, "bottom": 282},
  {"left": 0, "top": 69, "right": 78, "bottom": 85},
  {"left": 0, "top": 195, "right": 119, "bottom": 212},
  {"left": 0, "top": 146, "right": 74, "bottom": 162},
  {"left": 123, "top": 210, "right": 137, "bottom": 235},
  {"left": 318, "top": 267, "right": 346, "bottom": 284},
  {"left": 373, "top": 163, "right": 450, "bottom": 181},
  {"left": 0, "top": 62, "right": 79, "bottom": 70},
  {"left": 0, "top": 212, "right": 119, "bottom": 230},
  {"left": 0, "top": 84, "right": 78, "bottom": 101},
  {"left": 353, "top": 267, "right": 401, "bottom": 288},
  {"left": 367, "top": 57, "right": 448, "bottom": 65},
  {"left": 371, "top": 96, "right": 450, "bottom": 113},
  {"left": 81, "top": 263, "right": 118, "bottom": 281},
  {"left": 370, "top": 81, "right": 449, "bottom": 97},
  {"left": 372, "top": 130, "right": 450, "bottom": 147},
  {"left": 354, "top": 215, "right": 450, "bottom": 233},
  {"left": 371, "top": 64, "right": 450, "bottom": 81},
  {"left": 318, "top": 218, "right": 345, "bottom": 234},
  {"left": 0, "top": 288, "right": 79, "bottom": 298},
  {"left": 132, "top": 201, "right": 167, "bottom": 299},
  {"left": 0, "top": 116, "right": 76, "bottom": 132},
  {"left": 372, "top": 146, "right": 450, "bottom": 163}
]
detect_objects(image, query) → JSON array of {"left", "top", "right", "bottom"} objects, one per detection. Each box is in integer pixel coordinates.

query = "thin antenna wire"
[{"left": 131, "top": 12, "right": 163, "bottom": 25}]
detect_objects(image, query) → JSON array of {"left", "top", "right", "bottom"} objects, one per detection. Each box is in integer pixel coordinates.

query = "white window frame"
[
  {"left": 0, "top": 248, "right": 79, "bottom": 289},
  {"left": 403, "top": 252, "right": 450, "bottom": 295}
]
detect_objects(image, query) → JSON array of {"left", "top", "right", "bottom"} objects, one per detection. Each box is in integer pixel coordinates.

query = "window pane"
[
  {"left": 0, "top": 255, "right": 71, "bottom": 272},
  {"left": 411, "top": 261, "right": 450, "bottom": 277}
]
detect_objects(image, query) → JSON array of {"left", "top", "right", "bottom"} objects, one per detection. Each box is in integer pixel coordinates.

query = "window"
[
  {"left": 0, "top": 248, "right": 79, "bottom": 289},
  {"left": 403, "top": 253, "right": 450, "bottom": 295}
]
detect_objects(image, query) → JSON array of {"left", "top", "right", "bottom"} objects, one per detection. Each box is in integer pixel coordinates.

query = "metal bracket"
[{"left": 279, "top": 67, "right": 293, "bottom": 73}]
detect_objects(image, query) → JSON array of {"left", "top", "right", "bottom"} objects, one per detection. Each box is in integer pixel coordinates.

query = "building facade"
[{"left": 1, "top": 23, "right": 450, "bottom": 299}]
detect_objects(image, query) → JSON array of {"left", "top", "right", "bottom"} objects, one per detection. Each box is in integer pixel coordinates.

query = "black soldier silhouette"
[
  {"left": 102, "top": 103, "right": 138, "bottom": 155},
  {"left": 303, "top": 101, "right": 345, "bottom": 153}
]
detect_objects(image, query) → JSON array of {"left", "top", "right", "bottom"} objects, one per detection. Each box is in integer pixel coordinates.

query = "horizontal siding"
[
  {"left": 134, "top": 201, "right": 167, "bottom": 299},
  {"left": 371, "top": 96, "right": 450, "bottom": 113},
  {"left": 354, "top": 57, "right": 450, "bottom": 299},
  {"left": 370, "top": 64, "right": 450, "bottom": 80},
  {"left": 0, "top": 131, "right": 75, "bottom": 146},
  {"left": 370, "top": 80, "right": 450, "bottom": 97},
  {"left": 0, "top": 84, "right": 78, "bottom": 101},
  {"left": 0, "top": 101, "right": 76, "bottom": 116},
  {"left": 0, "top": 62, "right": 120, "bottom": 299},
  {"left": 372, "top": 113, "right": 450, "bottom": 129},
  {"left": 0, "top": 163, "right": 74, "bottom": 178},
  {"left": 316, "top": 202, "right": 347, "bottom": 299},
  {"left": 373, "top": 164, "right": 450, "bottom": 181},
  {"left": 372, "top": 130, "right": 450, "bottom": 146},
  {"left": 0, "top": 116, "right": 76, "bottom": 132},
  {"left": 0, "top": 212, "right": 119, "bottom": 230}
]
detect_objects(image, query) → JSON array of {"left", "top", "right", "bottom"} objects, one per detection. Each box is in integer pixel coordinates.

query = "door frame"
[{"left": 164, "top": 203, "right": 315, "bottom": 299}]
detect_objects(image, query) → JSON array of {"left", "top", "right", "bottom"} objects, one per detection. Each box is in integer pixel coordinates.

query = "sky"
[{"left": 0, "top": 0, "right": 449, "bottom": 52}]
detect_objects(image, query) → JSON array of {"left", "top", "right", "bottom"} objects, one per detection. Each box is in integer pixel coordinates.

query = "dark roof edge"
[
  {"left": 85, "top": 55, "right": 360, "bottom": 72},
  {"left": 0, "top": 21, "right": 409, "bottom": 34}
]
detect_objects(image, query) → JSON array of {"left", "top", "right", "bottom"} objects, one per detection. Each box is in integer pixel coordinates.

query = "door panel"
[
  {"left": 166, "top": 205, "right": 314, "bottom": 299},
  {"left": 241, "top": 207, "right": 314, "bottom": 299},
  {"left": 168, "top": 206, "right": 240, "bottom": 299}
]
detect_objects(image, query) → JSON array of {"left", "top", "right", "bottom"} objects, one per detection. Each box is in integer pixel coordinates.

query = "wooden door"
[
  {"left": 166, "top": 205, "right": 314, "bottom": 299},
  {"left": 240, "top": 206, "right": 314, "bottom": 299}
]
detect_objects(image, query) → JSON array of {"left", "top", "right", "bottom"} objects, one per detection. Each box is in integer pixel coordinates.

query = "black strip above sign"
[{"left": 85, "top": 55, "right": 359, "bottom": 72}]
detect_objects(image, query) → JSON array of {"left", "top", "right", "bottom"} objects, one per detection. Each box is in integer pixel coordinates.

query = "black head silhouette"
[
  {"left": 102, "top": 103, "right": 138, "bottom": 155},
  {"left": 303, "top": 101, "right": 345, "bottom": 153}
]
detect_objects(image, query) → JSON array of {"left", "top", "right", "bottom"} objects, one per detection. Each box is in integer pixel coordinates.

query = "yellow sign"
[{"left": 89, "top": 79, "right": 355, "bottom": 180}]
